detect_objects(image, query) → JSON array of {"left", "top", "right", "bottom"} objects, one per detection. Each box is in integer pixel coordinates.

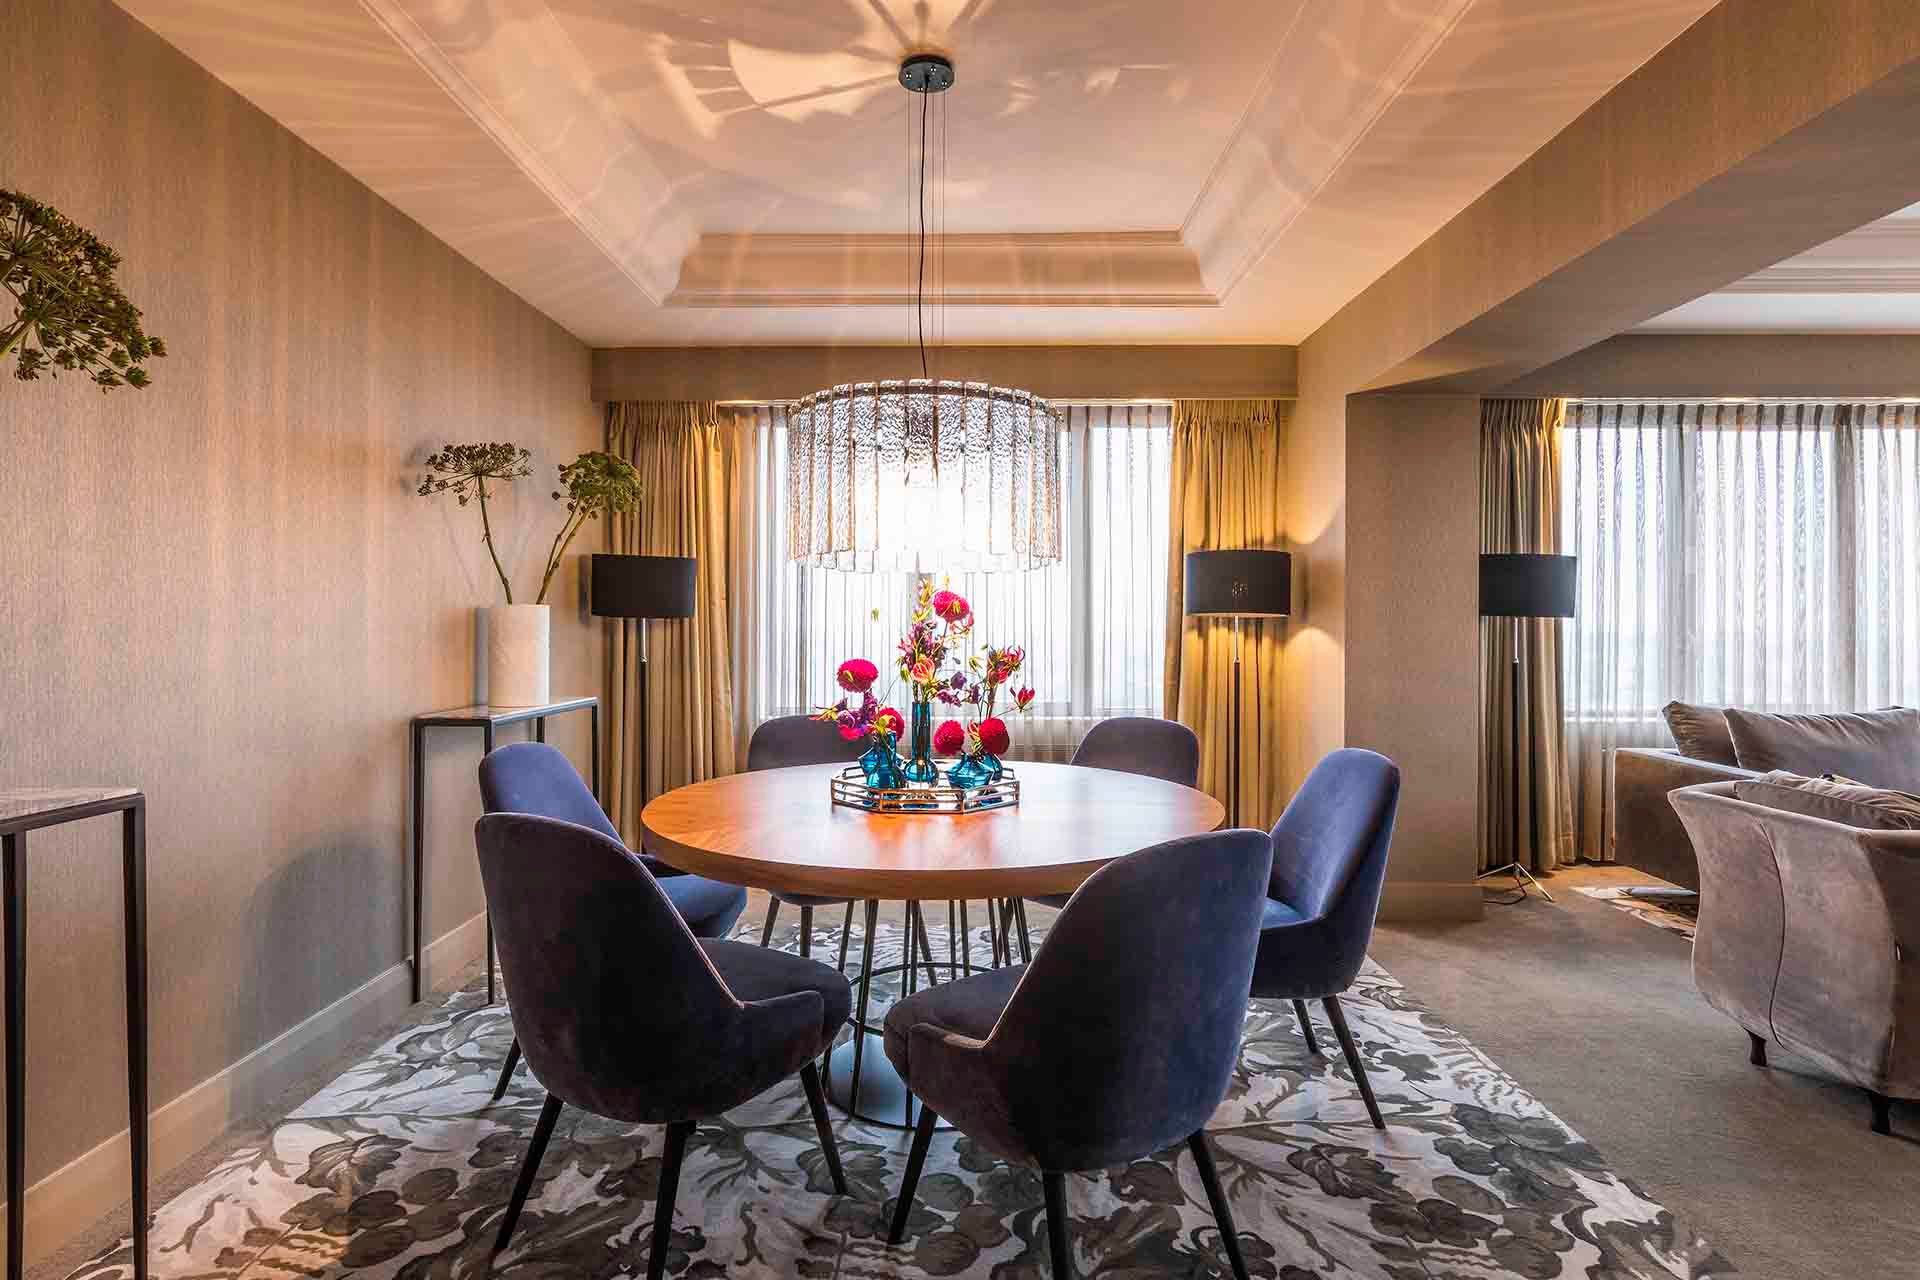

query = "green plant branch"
[
  {"left": 474, "top": 478, "right": 515, "bottom": 604},
  {"left": 534, "top": 508, "right": 591, "bottom": 606}
]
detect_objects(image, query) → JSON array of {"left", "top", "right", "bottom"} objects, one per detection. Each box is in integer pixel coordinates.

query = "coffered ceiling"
[{"left": 116, "top": 0, "right": 1726, "bottom": 346}]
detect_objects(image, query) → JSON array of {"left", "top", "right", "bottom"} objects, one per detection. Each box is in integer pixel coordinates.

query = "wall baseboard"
[
  {"left": 1378, "top": 881, "right": 1485, "bottom": 922},
  {"left": 2, "top": 912, "right": 489, "bottom": 1267}
]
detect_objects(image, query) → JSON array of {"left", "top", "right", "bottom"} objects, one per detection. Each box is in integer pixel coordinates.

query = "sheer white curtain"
[
  {"left": 1562, "top": 400, "right": 1920, "bottom": 859},
  {"left": 736, "top": 402, "right": 1172, "bottom": 764}
]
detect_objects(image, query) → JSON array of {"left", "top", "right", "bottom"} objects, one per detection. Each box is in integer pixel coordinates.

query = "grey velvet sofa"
[
  {"left": 1615, "top": 705, "right": 1920, "bottom": 890},
  {"left": 1670, "top": 781, "right": 1920, "bottom": 1134}
]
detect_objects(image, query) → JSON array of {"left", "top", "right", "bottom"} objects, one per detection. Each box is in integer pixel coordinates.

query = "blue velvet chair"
[
  {"left": 1253, "top": 747, "right": 1401, "bottom": 1130},
  {"left": 747, "top": 716, "right": 870, "bottom": 967},
  {"left": 1015, "top": 717, "right": 1202, "bottom": 956},
  {"left": 884, "top": 828, "right": 1272, "bottom": 1280},
  {"left": 478, "top": 813, "right": 851, "bottom": 1280},
  {"left": 477, "top": 742, "right": 749, "bottom": 1098}
]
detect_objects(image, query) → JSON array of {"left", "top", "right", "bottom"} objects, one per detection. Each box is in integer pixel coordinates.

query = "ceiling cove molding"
[
  {"left": 1182, "top": 0, "right": 1477, "bottom": 301},
  {"left": 1720, "top": 220, "right": 1920, "bottom": 292},
  {"left": 356, "top": 0, "right": 691, "bottom": 304},
  {"left": 667, "top": 232, "right": 1217, "bottom": 309}
]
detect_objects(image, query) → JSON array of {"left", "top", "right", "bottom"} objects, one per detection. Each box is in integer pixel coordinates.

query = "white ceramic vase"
[{"left": 487, "top": 603, "right": 550, "bottom": 707}]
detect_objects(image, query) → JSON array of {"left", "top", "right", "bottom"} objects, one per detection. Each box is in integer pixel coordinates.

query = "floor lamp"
[
  {"left": 1184, "top": 550, "right": 1292, "bottom": 828},
  {"left": 591, "top": 553, "right": 697, "bottom": 805},
  {"left": 1477, "top": 553, "right": 1575, "bottom": 902}
]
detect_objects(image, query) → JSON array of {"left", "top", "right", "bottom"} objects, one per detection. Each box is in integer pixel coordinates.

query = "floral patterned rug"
[
  {"left": 69, "top": 915, "right": 1733, "bottom": 1279},
  {"left": 1573, "top": 887, "right": 1700, "bottom": 941}
]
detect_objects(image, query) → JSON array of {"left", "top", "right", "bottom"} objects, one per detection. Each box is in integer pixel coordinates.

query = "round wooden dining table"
[{"left": 641, "top": 760, "right": 1225, "bottom": 1125}]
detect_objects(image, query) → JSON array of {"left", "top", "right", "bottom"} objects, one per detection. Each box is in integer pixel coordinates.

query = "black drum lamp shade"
[
  {"left": 1479, "top": 553, "right": 1576, "bottom": 618},
  {"left": 590, "top": 554, "right": 697, "bottom": 619},
  {"left": 1184, "top": 550, "right": 1293, "bottom": 617}
]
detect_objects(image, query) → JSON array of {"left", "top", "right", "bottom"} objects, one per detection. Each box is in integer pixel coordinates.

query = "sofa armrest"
[{"left": 1614, "top": 749, "right": 1757, "bottom": 890}]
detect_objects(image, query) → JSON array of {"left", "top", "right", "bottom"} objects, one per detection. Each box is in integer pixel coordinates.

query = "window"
[
  {"left": 737, "top": 403, "right": 1172, "bottom": 761},
  {"left": 1560, "top": 399, "right": 1919, "bottom": 854}
]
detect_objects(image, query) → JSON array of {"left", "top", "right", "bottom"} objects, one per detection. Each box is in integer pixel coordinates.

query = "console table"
[
  {"left": 0, "top": 788, "right": 148, "bottom": 1280},
  {"left": 409, "top": 697, "right": 598, "bottom": 1003}
]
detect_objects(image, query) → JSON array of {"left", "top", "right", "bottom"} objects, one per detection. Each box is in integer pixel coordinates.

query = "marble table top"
[{"left": 0, "top": 786, "right": 141, "bottom": 831}]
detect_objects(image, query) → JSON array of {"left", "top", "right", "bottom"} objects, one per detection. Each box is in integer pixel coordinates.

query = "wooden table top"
[{"left": 640, "top": 761, "right": 1226, "bottom": 900}]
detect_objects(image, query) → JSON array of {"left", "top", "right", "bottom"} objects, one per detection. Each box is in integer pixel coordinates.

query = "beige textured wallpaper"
[{"left": 0, "top": 0, "right": 599, "bottom": 1186}]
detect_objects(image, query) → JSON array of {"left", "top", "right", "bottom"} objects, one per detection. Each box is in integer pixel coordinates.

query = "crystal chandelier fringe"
[{"left": 786, "top": 381, "right": 1063, "bottom": 572}]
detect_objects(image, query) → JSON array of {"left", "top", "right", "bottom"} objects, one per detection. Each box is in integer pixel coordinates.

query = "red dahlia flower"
[
  {"left": 931, "top": 590, "right": 971, "bottom": 624},
  {"left": 836, "top": 658, "right": 879, "bottom": 693},
  {"left": 977, "top": 717, "right": 1011, "bottom": 757},
  {"left": 933, "top": 719, "right": 966, "bottom": 756}
]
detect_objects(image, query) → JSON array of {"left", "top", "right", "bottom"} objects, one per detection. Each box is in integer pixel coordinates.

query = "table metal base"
[{"left": 826, "top": 1033, "right": 945, "bottom": 1130}]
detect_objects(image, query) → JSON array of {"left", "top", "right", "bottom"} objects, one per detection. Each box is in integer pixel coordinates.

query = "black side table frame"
[
  {"left": 0, "top": 789, "right": 148, "bottom": 1280},
  {"left": 409, "top": 697, "right": 599, "bottom": 1004}
]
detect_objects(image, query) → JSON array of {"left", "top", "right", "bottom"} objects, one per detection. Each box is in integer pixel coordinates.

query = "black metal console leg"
[
  {"left": 799, "top": 1062, "right": 846, "bottom": 1194},
  {"left": 491, "top": 1038, "right": 523, "bottom": 1102},
  {"left": 647, "top": 1121, "right": 695, "bottom": 1280},
  {"left": 1869, "top": 1090, "right": 1893, "bottom": 1136},
  {"left": 1748, "top": 1031, "right": 1767, "bottom": 1067},
  {"left": 1293, "top": 999, "right": 1320, "bottom": 1055},
  {"left": 889, "top": 1103, "right": 939, "bottom": 1244},
  {"left": 494, "top": 1093, "right": 563, "bottom": 1253},
  {"left": 1188, "top": 1131, "right": 1250, "bottom": 1280},
  {"left": 1323, "top": 996, "right": 1385, "bottom": 1130},
  {"left": 1042, "top": 1171, "right": 1073, "bottom": 1280},
  {"left": 123, "top": 805, "right": 150, "bottom": 1280},
  {"left": 483, "top": 724, "right": 496, "bottom": 1004},
  {"left": 410, "top": 724, "right": 424, "bottom": 1004},
  {"left": 4, "top": 832, "right": 24, "bottom": 1280}
]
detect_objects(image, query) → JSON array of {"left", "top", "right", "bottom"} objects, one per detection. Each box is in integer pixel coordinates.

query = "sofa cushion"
[
  {"left": 1662, "top": 701, "right": 1738, "bottom": 765},
  {"left": 1723, "top": 707, "right": 1920, "bottom": 792},
  {"left": 1731, "top": 771, "right": 1920, "bottom": 832}
]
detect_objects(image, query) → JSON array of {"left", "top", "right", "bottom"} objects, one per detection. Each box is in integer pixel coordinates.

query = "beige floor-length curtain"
[
  {"left": 603, "top": 401, "right": 749, "bottom": 844},
  {"left": 1479, "top": 398, "right": 1577, "bottom": 872},
  {"left": 1164, "top": 399, "right": 1288, "bottom": 829}
]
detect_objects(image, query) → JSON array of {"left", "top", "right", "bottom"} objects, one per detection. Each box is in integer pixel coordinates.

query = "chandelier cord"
[{"left": 917, "top": 84, "right": 930, "bottom": 380}]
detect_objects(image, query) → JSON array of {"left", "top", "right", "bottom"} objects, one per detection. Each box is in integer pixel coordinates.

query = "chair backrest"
[
  {"left": 474, "top": 813, "right": 735, "bottom": 1117},
  {"left": 747, "top": 715, "right": 870, "bottom": 771},
  {"left": 1268, "top": 748, "right": 1400, "bottom": 925},
  {"left": 478, "top": 741, "right": 619, "bottom": 841},
  {"left": 985, "top": 827, "right": 1273, "bottom": 1170},
  {"left": 1070, "top": 716, "right": 1200, "bottom": 787}
]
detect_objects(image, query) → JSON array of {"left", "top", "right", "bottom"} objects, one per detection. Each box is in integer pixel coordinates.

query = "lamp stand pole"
[
  {"left": 1230, "top": 617, "right": 1242, "bottom": 829},
  {"left": 636, "top": 620, "right": 649, "bottom": 808},
  {"left": 1477, "top": 617, "right": 1553, "bottom": 902}
]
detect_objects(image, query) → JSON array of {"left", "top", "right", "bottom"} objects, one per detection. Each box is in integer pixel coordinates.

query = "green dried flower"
[
  {"left": 417, "top": 441, "right": 531, "bottom": 602},
  {"left": 534, "top": 451, "right": 643, "bottom": 603},
  {"left": 1, "top": 189, "right": 167, "bottom": 391}
]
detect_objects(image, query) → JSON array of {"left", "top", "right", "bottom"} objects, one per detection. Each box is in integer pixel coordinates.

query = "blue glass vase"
[
  {"left": 981, "top": 752, "right": 1004, "bottom": 781},
  {"left": 860, "top": 732, "right": 905, "bottom": 789},
  {"left": 902, "top": 702, "right": 939, "bottom": 783},
  {"left": 946, "top": 753, "right": 992, "bottom": 789}
]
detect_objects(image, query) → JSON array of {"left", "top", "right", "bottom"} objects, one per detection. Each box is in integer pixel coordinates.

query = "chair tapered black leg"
[
  {"left": 888, "top": 1102, "right": 939, "bottom": 1244},
  {"left": 1042, "top": 1171, "right": 1073, "bottom": 1279},
  {"left": 1292, "top": 1000, "right": 1320, "bottom": 1055},
  {"left": 1188, "top": 1131, "right": 1251, "bottom": 1280},
  {"left": 493, "top": 1093, "right": 563, "bottom": 1254},
  {"left": 1322, "top": 996, "right": 1385, "bottom": 1130},
  {"left": 759, "top": 898, "right": 781, "bottom": 948},
  {"left": 1748, "top": 1031, "right": 1767, "bottom": 1067},
  {"left": 1869, "top": 1090, "right": 1893, "bottom": 1136},
  {"left": 491, "top": 1037, "right": 522, "bottom": 1102},
  {"left": 798, "top": 1062, "right": 847, "bottom": 1193},
  {"left": 646, "top": 1120, "right": 696, "bottom": 1280},
  {"left": 836, "top": 901, "right": 854, "bottom": 974},
  {"left": 800, "top": 905, "right": 814, "bottom": 959}
]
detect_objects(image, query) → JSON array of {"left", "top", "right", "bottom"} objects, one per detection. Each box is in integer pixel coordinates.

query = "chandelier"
[{"left": 786, "top": 54, "right": 1063, "bottom": 573}]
